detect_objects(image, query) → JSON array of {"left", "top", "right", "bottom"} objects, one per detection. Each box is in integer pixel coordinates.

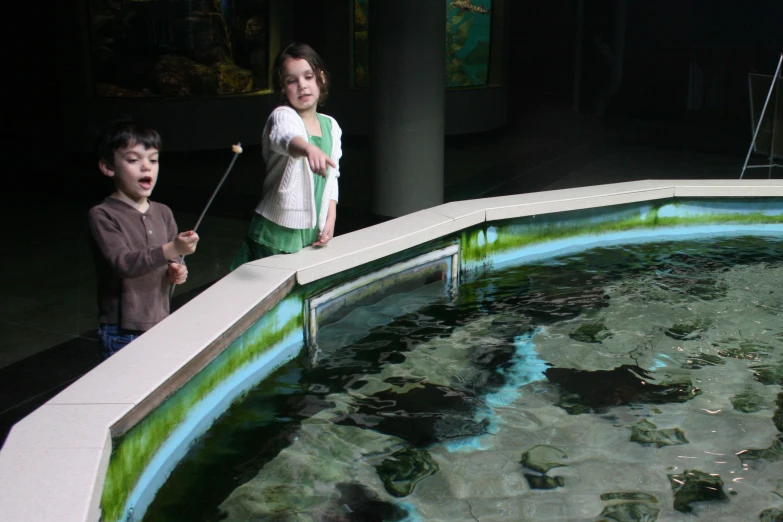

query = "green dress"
[{"left": 231, "top": 114, "right": 332, "bottom": 269}]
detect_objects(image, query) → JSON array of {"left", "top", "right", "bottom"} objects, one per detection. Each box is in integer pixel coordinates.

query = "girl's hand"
[
  {"left": 313, "top": 222, "right": 334, "bottom": 246},
  {"left": 168, "top": 262, "right": 188, "bottom": 284},
  {"left": 305, "top": 144, "right": 337, "bottom": 177},
  {"left": 313, "top": 202, "right": 337, "bottom": 246}
]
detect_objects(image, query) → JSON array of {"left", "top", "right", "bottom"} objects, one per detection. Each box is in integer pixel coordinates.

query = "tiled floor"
[{"left": 0, "top": 104, "right": 766, "bottom": 444}]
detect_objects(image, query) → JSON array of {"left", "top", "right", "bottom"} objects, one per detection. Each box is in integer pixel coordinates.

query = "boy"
[{"left": 88, "top": 120, "right": 199, "bottom": 359}]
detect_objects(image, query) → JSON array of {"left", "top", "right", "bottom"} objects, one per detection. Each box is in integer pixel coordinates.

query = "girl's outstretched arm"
[{"left": 288, "top": 136, "right": 336, "bottom": 177}]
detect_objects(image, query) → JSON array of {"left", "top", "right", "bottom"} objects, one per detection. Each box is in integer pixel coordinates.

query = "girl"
[{"left": 231, "top": 43, "right": 342, "bottom": 269}]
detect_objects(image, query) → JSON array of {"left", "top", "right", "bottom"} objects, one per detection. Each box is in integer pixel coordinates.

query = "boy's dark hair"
[
  {"left": 272, "top": 42, "right": 330, "bottom": 106},
  {"left": 96, "top": 120, "right": 162, "bottom": 167}
]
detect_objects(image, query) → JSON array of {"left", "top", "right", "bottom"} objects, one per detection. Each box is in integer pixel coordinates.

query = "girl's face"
[{"left": 281, "top": 57, "right": 322, "bottom": 113}]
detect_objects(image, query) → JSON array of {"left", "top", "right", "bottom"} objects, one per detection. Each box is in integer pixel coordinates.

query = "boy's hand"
[
  {"left": 305, "top": 144, "right": 336, "bottom": 177},
  {"left": 174, "top": 230, "right": 199, "bottom": 256},
  {"left": 168, "top": 262, "right": 188, "bottom": 284}
]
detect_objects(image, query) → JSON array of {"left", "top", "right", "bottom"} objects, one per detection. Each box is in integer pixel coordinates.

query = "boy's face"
[{"left": 99, "top": 142, "right": 159, "bottom": 204}]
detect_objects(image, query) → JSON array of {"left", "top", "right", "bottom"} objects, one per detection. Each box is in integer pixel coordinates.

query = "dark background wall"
[
  {"left": 47, "top": 0, "right": 783, "bottom": 144},
  {"left": 507, "top": 0, "right": 781, "bottom": 121},
  {"left": 9, "top": 0, "right": 782, "bottom": 201}
]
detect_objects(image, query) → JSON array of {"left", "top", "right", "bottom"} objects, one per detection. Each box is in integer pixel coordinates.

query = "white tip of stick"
[{"left": 232, "top": 143, "right": 243, "bottom": 154}]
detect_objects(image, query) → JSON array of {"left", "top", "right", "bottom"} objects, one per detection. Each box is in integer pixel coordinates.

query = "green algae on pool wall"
[
  {"left": 100, "top": 294, "right": 304, "bottom": 522},
  {"left": 459, "top": 198, "right": 783, "bottom": 275}
]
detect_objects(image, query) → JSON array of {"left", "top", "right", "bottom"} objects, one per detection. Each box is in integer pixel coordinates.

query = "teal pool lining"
[
  {"left": 443, "top": 328, "right": 549, "bottom": 455},
  {"left": 483, "top": 328, "right": 549, "bottom": 409},
  {"left": 121, "top": 330, "right": 303, "bottom": 522},
  {"left": 481, "top": 225, "right": 783, "bottom": 271},
  {"left": 102, "top": 294, "right": 306, "bottom": 522},
  {"left": 459, "top": 198, "right": 783, "bottom": 274}
]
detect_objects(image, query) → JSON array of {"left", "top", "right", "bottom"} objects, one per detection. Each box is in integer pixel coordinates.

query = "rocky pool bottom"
[{"left": 143, "top": 236, "right": 783, "bottom": 522}]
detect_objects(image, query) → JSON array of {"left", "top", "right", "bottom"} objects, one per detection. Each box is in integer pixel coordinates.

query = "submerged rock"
[
  {"left": 775, "top": 393, "right": 783, "bottom": 432},
  {"left": 750, "top": 364, "right": 783, "bottom": 386},
  {"left": 375, "top": 446, "right": 439, "bottom": 497},
  {"left": 738, "top": 438, "right": 783, "bottom": 464},
  {"left": 601, "top": 492, "right": 659, "bottom": 502},
  {"left": 316, "top": 483, "right": 409, "bottom": 521},
  {"left": 556, "top": 397, "right": 593, "bottom": 415},
  {"left": 335, "top": 381, "right": 489, "bottom": 447},
  {"left": 774, "top": 479, "right": 783, "bottom": 499},
  {"left": 217, "top": 423, "right": 403, "bottom": 520},
  {"left": 760, "top": 507, "right": 783, "bottom": 522},
  {"left": 681, "top": 353, "right": 724, "bottom": 370},
  {"left": 569, "top": 322, "right": 612, "bottom": 343},
  {"left": 717, "top": 341, "right": 774, "bottom": 361},
  {"left": 520, "top": 445, "right": 568, "bottom": 473},
  {"left": 684, "top": 279, "right": 727, "bottom": 300},
  {"left": 665, "top": 319, "right": 710, "bottom": 341},
  {"left": 599, "top": 491, "right": 660, "bottom": 522},
  {"left": 667, "top": 469, "right": 728, "bottom": 513},
  {"left": 545, "top": 365, "right": 700, "bottom": 413},
  {"left": 524, "top": 473, "right": 565, "bottom": 490},
  {"left": 519, "top": 445, "right": 568, "bottom": 490},
  {"left": 598, "top": 502, "right": 659, "bottom": 521},
  {"left": 730, "top": 390, "right": 767, "bottom": 413},
  {"left": 630, "top": 419, "right": 688, "bottom": 447}
]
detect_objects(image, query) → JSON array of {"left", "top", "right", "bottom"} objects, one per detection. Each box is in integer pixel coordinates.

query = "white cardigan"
[{"left": 255, "top": 105, "right": 342, "bottom": 230}]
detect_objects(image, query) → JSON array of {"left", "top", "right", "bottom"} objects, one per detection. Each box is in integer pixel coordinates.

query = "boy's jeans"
[{"left": 98, "top": 324, "right": 142, "bottom": 360}]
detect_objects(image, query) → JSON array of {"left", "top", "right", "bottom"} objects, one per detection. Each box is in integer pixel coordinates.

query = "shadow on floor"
[{"left": 0, "top": 336, "right": 102, "bottom": 443}]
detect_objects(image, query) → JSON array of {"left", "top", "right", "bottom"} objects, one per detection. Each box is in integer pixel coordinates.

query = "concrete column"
[{"left": 369, "top": 0, "right": 445, "bottom": 217}]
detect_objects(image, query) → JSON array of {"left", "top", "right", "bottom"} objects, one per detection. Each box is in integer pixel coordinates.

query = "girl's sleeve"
[
  {"left": 267, "top": 108, "right": 307, "bottom": 157},
  {"left": 329, "top": 118, "right": 342, "bottom": 202},
  {"left": 317, "top": 118, "right": 342, "bottom": 231}
]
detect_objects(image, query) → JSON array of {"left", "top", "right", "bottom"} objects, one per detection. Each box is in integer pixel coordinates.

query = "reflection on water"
[{"left": 144, "top": 236, "right": 783, "bottom": 521}]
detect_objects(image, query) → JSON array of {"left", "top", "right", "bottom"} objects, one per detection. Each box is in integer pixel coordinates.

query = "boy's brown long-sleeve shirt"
[{"left": 88, "top": 197, "right": 180, "bottom": 331}]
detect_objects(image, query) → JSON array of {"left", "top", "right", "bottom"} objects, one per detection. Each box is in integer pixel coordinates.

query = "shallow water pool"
[{"left": 143, "top": 235, "right": 783, "bottom": 521}]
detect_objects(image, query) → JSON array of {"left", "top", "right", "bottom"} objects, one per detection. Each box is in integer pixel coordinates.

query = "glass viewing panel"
[
  {"left": 353, "top": 0, "right": 492, "bottom": 88},
  {"left": 89, "top": 0, "right": 269, "bottom": 97}
]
